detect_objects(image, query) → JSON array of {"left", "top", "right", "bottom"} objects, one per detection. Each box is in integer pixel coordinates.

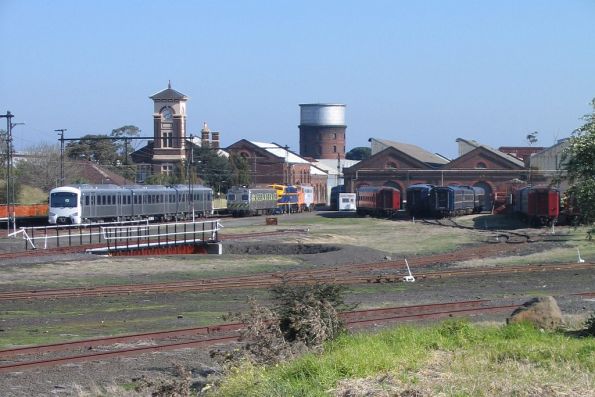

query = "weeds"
[
  {"left": 212, "top": 282, "right": 350, "bottom": 367},
  {"left": 584, "top": 313, "right": 595, "bottom": 336},
  {"left": 133, "top": 363, "right": 192, "bottom": 397}
]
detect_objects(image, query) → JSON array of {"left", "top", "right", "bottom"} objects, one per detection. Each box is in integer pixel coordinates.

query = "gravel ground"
[{"left": 0, "top": 213, "right": 593, "bottom": 396}]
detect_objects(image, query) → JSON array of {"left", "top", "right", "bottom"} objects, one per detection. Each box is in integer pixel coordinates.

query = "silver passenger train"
[{"left": 48, "top": 184, "right": 213, "bottom": 225}]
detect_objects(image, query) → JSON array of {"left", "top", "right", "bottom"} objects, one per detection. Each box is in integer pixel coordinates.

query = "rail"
[
  {"left": 17, "top": 220, "right": 149, "bottom": 250},
  {"left": 101, "top": 219, "right": 222, "bottom": 252}
]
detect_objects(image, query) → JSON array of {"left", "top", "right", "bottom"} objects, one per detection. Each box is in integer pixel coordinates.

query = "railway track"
[
  {"left": 0, "top": 299, "right": 519, "bottom": 373},
  {"left": 422, "top": 218, "right": 574, "bottom": 244},
  {"left": 0, "top": 262, "right": 591, "bottom": 302}
]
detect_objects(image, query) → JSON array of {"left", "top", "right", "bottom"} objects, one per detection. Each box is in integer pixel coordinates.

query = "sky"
[{"left": 1, "top": 0, "right": 594, "bottom": 159}]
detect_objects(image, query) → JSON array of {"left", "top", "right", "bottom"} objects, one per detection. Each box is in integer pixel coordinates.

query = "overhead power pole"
[
  {"left": 55, "top": 129, "right": 67, "bottom": 185},
  {"left": 1, "top": 111, "right": 24, "bottom": 233}
]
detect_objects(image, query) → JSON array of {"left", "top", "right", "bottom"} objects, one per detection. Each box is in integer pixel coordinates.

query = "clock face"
[{"left": 162, "top": 108, "right": 173, "bottom": 120}]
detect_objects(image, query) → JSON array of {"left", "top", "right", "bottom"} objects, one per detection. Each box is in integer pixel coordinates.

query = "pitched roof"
[
  {"left": 455, "top": 138, "right": 525, "bottom": 167},
  {"left": 75, "top": 161, "right": 134, "bottom": 186},
  {"left": 149, "top": 82, "right": 188, "bottom": 101},
  {"left": 245, "top": 141, "right": 327, "bottom": 175},
  {"left": 250, "top": 141, "right": 311, "bottom": 164},
  {"left": 370, "top": 138, "right": 449, "bottom": 167}
]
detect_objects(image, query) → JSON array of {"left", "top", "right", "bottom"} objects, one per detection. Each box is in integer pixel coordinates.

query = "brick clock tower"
[{"left": 149, "top": 82, "right": 188, "bottom": 175}]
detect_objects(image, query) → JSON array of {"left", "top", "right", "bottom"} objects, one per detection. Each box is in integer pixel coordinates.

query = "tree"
[
  {"left": 561, "top": 99, "right": 595, "bottom": 225},
  {"left": 192, "top": 146, "right": 232, "bottom": 194},
  {"left": 65, "top": 134, "right": 119, "bottom": 165},
  {"left": 345, "top": 146, "right": 371, "bottom": 160},
  {"left": 111, "top": 125, "right": 141, "bottom": 164},
  {"left": 15, "top": 143, "right": 80, "bottom": 192},
  {"left": 228, "top": 152, "right": 251, "bottom": 187},
  {"left": 526, "top": 131, "right": 539, "bottom": 146}
]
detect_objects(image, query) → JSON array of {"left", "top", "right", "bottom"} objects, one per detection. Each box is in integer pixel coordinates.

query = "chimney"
[
  {"left": 201, "top": 122, "right": 210, "bottom": 148},
  {"left": 211, "top": 131, "right": 220, "bottom": 149}
]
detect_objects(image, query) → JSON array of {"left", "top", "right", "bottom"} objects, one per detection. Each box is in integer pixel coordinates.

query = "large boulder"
[{"left": 507, "top": 296, "right": 563, "bottom": 330}]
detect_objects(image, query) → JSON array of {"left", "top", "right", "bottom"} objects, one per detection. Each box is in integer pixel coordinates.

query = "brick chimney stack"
[{"left": 211, "top": 131, "right": 220, "bottom": 149}]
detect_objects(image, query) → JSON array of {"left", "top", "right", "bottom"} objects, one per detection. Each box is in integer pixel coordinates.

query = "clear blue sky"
[{"left": 1, "top": 0, "right": 594, "bottom": 159}]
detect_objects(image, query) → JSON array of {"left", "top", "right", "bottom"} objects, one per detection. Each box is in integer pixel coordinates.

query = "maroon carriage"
[{"left": 356, "top": 186, "right": 401, "bottom": 217}]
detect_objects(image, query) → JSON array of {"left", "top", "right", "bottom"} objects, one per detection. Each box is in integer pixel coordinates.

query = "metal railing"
[
  {"left": 101, "top": 219, "right": 222, "bottom": 252},
  {"left": 18, "top": 220, "right": 149, "bottom": 250}
]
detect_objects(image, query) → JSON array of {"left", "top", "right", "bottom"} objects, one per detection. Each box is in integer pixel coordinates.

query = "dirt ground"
[{"left": 0, "top": 212, "right": 593, "bottom": 396}]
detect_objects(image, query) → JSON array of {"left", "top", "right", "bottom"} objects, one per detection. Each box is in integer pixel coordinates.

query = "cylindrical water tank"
[{"left": 299, "top": 104, "right": 346, "bottom": 126}]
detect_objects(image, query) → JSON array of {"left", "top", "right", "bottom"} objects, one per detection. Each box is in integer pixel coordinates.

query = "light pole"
[{"left": 55, "top": 129, "right": 67, "bottom": 185}]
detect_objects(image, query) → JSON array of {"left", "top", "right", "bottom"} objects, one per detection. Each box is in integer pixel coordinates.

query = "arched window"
[
  {"left": 239, "top": 151, "right": 250, "bottom": 158},
  {"left": 476, "top": 162, "right": 487, "bottom": 169},
  {"left": 386, "top": 161, "right": 398, "bottom": 169}
]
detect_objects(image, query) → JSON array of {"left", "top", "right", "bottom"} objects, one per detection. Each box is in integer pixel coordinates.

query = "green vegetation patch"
[{"left": 210, "top": 320, "right": 595, "bottom": 397}]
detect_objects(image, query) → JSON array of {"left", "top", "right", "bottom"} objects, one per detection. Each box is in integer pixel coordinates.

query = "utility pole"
[
  {"left": 55, "top": 129, "right": 67, "bottom": 185},
  {"left": 1, "top": 111, "right": 24, "bottom": 233}
]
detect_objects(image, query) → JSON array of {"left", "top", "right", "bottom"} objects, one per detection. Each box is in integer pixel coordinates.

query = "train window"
[
  {"left": 102, "top": 196, "right": 106, "bottom": 205},
  {"left": 228, "top": 194, "right": 235, "bottom": 201},
  {"left": 85, "top": 196, "right": 89, "bottom": 206},
  {"left": 242, "top": 194, "right": 249, "bottom": 200},
  {"left": 112, "top": 195, "right": 116, "bottom": 204},
  {"left": 108, "top": 196, "right": 112, "bottom": 205}
]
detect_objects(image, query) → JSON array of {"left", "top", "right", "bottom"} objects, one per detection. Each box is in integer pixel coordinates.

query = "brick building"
[
  {"left": 226, "top": 140, "right": 329, "bottom": 204},
  {"left": 343, "top": 137, "right": 555, "bottom": 211}
]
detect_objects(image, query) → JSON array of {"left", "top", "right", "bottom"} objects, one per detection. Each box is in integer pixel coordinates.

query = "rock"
[{"left": 507, "top": 296, "right": 563, "bottom": 330}]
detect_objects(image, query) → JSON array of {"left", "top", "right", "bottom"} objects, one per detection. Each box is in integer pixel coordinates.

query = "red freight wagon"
[
  {"left": 356, "top": 186, "right": 400, "bottom": 217},
  {"left": 513, "top": 186, "right": 559, "bottom": 226},
  {"left": 528, "top": 187, "right": 559, "bottom": 219}
]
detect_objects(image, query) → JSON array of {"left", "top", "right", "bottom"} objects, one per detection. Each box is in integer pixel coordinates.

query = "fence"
[
  {"left": 101, "top": 219, "right": 222, "bottom": 252},
  {"left": 18, "top": 220, "right": 149, "bottom": 250}
]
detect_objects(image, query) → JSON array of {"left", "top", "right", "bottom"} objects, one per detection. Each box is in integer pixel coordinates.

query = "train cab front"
[{"left": 48, "top": 189, "right": 81, "bottom": 225}]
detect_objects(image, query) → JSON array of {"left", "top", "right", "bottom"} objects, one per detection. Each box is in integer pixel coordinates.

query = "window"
[
  {"left": 85, "top": 196, "right": 89, "bottom": 206},
  {"left": 50, "top": 192, "right": 78, "bottom": 208},
  {"left": 476, "top": 162, "right": 487, "bottom": 169},
  {"left": 162, "top": 164, "right": 174, "bottom": 176},
  {"left": 386, "top": 161, "right": 398, "bottom": 169},
  {"left": 333, "top": 145, "right": 337, "bottom": 153},
  {"left": 162, "top": 132, "right": 173, "bottom": 148}
]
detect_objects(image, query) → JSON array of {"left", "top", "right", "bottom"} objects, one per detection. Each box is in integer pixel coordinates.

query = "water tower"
[{"left": 299, "top": 103, "right": 346, "bottom": 159}]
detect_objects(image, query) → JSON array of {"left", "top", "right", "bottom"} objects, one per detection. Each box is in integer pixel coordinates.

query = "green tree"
[
  {"left": 345, "top": 146, "right": 371, "bottom": 160},
  {"left": 65, "top": 134, "right": 119, "bottom": 165},
  {"left": 192, "top": 146, "right": 232, "bottom": 194},
  {"left": 561, "top": 99, "right": 595, "bottom": 225},
  {"left": 111, "top": 125, "right": 141, "bottom": 164},
  {"left": 229, "top": 152, "right": 251, "bottom": 187}
]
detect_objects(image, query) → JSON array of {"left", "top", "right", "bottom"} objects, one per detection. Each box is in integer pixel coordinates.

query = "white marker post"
[
  {"left": 577, "top": 248, "right": 585, "bottom": 263},
  {"left": 403, "top": 259, "right": 415, "bottom": 282}
]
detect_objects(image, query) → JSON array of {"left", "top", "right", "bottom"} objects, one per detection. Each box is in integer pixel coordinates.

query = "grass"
[
  {"left": 229, "top": 215, "right": 480, "bottom": 255},
  {"left": 209, "top": 320, "right": 595, "bottom": 397}
]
